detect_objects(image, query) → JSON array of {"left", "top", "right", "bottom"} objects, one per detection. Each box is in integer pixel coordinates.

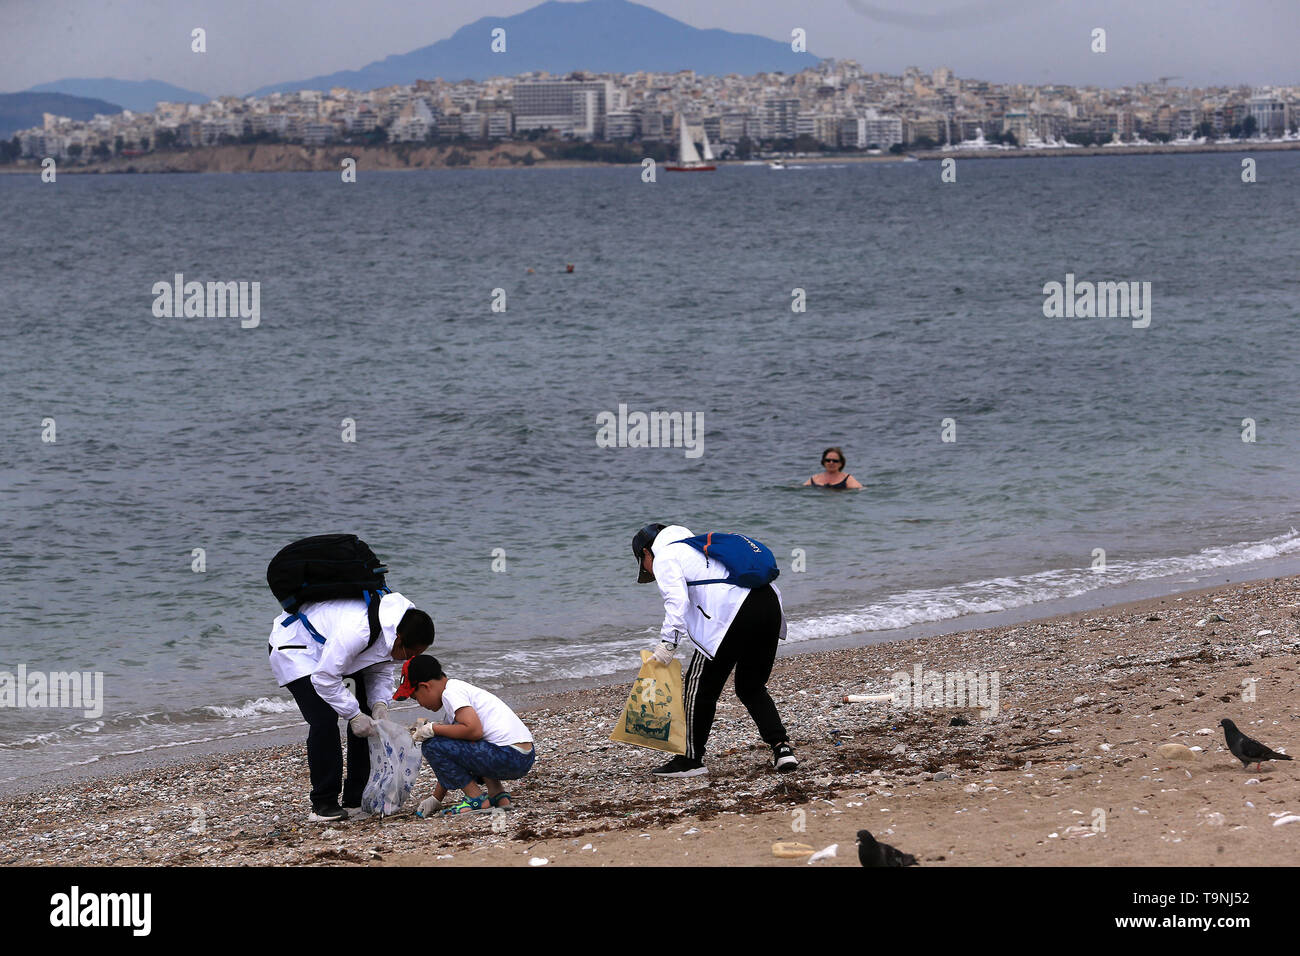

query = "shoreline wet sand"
[
  {"left": 3, "top": 571, "right": 1298, "bottom": 866},
  {"left": 7, "top": 555, "right": 1300, "bottom": 801}
]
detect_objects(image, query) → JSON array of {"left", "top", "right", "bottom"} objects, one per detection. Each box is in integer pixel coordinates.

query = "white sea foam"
[
  {"left": 202, "top": 697, "right": 300, "bottom": 719},
  {"left": 786, "top": 528, "right": 1300, "bottom": 642}
]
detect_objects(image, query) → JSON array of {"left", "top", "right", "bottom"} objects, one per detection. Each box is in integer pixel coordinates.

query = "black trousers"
[
  {"left": 683, "top": 584, "right": 789, "bottom": 761},
  {"left": 286, "top": 672, "right": 371, "bottom": 809}
]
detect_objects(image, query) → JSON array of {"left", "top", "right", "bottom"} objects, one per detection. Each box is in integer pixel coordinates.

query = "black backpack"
[{"left": 267, "top": 534, "right": 390, "bottom": 648}]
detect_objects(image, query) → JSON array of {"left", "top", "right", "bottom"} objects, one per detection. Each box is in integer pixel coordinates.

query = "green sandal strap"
[{"left": 440, "top": 796, "right": 488, "bottom": 815}]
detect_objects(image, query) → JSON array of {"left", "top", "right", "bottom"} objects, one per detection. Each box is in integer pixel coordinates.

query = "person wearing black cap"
[{"left": 632, "top": 522, "right": 798, "bottom": 778}]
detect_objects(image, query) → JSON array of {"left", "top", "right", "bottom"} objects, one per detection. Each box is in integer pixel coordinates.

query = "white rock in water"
[
  {"left": 1273, "top": 815, "right": 1300, "bottom": 827},
  {"left": 1157, "top": 743, "right": 1196, "bottom": 761},
  {"left": 529, "top": 857, "right": 549, "bottom": 866}
]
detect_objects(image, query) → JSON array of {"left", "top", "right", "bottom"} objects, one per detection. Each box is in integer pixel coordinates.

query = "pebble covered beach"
[{"left": 3, "top": 576, "right": 1298, "bottom": 867}]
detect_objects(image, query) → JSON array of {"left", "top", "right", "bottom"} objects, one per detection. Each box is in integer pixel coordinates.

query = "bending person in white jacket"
[
  {"left": 268, "top": 593, "right": 434, "bottom": 822},
  {"left": 632, "top": 523, "right": 798, "bottom": 778}
]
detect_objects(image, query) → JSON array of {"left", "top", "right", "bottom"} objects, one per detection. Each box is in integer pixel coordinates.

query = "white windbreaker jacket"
[
  {"left": 651, "top": 525, "right": 786, "bottom": 659},
  {"left": 267, "top": 591, "right": 415, "bottom": 720}
]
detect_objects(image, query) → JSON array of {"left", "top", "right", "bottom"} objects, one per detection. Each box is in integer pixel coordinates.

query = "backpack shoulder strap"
[{"left": 364, "top": 589, "right": 391, "bottom": 649}]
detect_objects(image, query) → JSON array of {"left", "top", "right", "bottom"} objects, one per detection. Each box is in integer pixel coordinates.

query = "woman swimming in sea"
[{"left": 803, "top": 446, "right": 863, "bottom": 489}]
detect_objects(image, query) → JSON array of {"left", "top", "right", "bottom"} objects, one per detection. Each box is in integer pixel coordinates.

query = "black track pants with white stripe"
[{"left": 683, "top": 583, "right": 789, "bottom": 762}]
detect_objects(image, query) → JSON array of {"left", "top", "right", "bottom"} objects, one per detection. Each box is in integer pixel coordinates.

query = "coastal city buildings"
[{"left": 10, "top": 61, "right": 1299, "bottom": 162}]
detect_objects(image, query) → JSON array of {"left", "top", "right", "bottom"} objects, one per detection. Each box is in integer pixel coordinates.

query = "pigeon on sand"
[
  {"left": 856, "top": 829, "right": 918, "bottom": 867},
  {"left": 1219, "top": 718, "right": 1292, "bottom": 771}
]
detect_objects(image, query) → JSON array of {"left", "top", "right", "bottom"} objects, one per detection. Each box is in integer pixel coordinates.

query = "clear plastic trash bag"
[{"left": 361, "top": 718, "right": 423, "bottom": 816}]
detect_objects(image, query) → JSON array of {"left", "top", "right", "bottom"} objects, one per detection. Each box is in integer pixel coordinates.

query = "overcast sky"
[{"left": 3, "top": 0, "right": 1297, "bottom": 96}]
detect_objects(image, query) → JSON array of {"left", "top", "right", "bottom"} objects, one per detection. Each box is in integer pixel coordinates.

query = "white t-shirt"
[{"left": 434, "top": 679, "right": 532, "bottom": 747}]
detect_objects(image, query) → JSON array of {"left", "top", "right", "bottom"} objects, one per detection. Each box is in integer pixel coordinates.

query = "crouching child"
[{"left": 403, "top": 655, "right": 535, "bottom": 815}]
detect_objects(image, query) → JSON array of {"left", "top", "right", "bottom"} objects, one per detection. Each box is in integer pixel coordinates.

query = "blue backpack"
[{"left": 679, "top": 532, "right": 780, "bottom": 589}]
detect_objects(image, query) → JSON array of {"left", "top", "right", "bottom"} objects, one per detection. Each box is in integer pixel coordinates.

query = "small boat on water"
[
  {"left": 665, "top": 116, "right": 716, "bottom": 172},
  {"left": 768, "top": 160, "right": 786, "bottom": 170}
]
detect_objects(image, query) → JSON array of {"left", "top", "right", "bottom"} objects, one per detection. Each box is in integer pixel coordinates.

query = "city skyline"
[{"left": 11, "top": 58, "right": 1296, "bottom": 170}]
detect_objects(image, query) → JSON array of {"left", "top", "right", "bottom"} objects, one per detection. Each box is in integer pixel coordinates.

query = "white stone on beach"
[
  {"left": 807, "top": 844, "right": 838, "bottom": 863},
  {"left": 1204, "top": 812, "right": 1226, "bottom": 826},
  {"left": 529, "top": 857, "right": 549, "bottom": 866},
  {"left": 1272, "top": 815, "right": 1300, "bottom": 827}
]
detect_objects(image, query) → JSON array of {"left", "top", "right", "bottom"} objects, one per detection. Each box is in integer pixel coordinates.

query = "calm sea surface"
[{"left": 3, "top": 153, "right": 1300, "bottom": 782}]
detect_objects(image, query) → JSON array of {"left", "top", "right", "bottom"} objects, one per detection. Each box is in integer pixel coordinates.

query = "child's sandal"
[
  {"left": 440, "top": 795, "right": 490, "bottom": 815},
  {"left": 488, "top": 792, "right": 513, "bottom": 810}
]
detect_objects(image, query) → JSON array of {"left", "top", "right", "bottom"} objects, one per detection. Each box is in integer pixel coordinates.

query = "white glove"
[
  {"left": 416, "top": 794, "right": 442, "bottom": 817},
  {"left": 412, "top": 720, "right": 437, "bottom": 742},
  {"left": 371, "top": 701, "right": 389, "bottom": 723},
  {"left": 349, "top": 713, "right": 377, "bottom": 738},
  {"left": 651, "top": 642, "right": 676, "bottom": 665}
]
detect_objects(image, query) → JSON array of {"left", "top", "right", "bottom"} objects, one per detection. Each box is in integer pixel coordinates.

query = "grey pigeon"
[
  {"left": 856, "top": 829, "right": 918, "bottom": 867},
  {"left": 1219, "top": 718, "right": 1292, "bottom": 770}
]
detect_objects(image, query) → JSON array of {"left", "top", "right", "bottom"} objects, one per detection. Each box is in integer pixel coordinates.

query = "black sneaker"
[
  {"left": 652, "top": 755, "right": 708, "bottom": 778},
  {"left": 307, "top": 800, "right": 349, "bottom": 823},
  {"left": 773, "top": 743, "right": 798, "bottom": 773}
]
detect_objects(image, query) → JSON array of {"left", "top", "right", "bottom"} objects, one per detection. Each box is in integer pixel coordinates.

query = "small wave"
[
  {"left": 788, "top": 528, "right": 1300, "bottom": 642},
  {"left": 202, "top": 697, "right": 300, "bottom": 719}
]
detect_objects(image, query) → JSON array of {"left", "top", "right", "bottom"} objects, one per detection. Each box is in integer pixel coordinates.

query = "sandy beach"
[{"left": 2, "top": 574, "right": 1297, "bottom": 867}]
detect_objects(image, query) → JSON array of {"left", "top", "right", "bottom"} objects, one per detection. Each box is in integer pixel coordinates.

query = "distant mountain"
[
  {"left": 24, "top": 78, "right": 210, "bottom": 113},
  {"left": 0, "top": 92, "right": 123, "bottom": 139},
  {"left": 249, "top": 0, "right": 817, "bottom": 95}
]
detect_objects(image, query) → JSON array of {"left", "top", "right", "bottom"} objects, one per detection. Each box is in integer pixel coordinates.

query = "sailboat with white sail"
[{"left": 665, "top": 116, "right": 716, "bottom": 172}]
